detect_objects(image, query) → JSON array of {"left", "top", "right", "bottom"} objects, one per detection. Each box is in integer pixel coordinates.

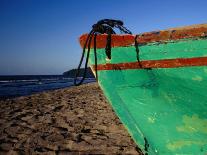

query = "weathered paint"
[
  {"left": 95, "top": 66, "right": 207, "bottom": 154},
  {"left": 88, "top": 38, "right": 207, "bottom": 65},
  {"left": 92, "top": 56, "right": 207, "bottom": 71},
  {"left": 167, "top": 140, "right": 207, "bottom": 151},
  {"left": 79, "top": 23, "right": 207, "bottom": 154},
  {"left": 176, "top": 114, "right": 207, "bottom": 134},
  {"left": 79, "top": 24, "right": 207, "bottom": 48}
]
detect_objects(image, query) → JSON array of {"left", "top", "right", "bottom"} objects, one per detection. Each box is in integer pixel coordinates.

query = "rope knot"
[{"left": 74, "top": 19, "right": 132, "bottom": 86}]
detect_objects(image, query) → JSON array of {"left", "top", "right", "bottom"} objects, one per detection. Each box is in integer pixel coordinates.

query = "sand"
[{"left": 0, "top": 83, "right": 142, "bottom": 155}]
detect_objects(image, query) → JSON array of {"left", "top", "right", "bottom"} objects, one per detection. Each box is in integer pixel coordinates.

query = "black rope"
[
  {"left": 135, "top": 35, "right": 142, "bottom": 68},
  {"left": 94, "top": 34, "right": 98, "bottom": 80},
  {"left": 135, "top": 35, "right": 152, "bottom": 71},
  {"left": 105, "top": 33, "right": 112, "bottom": 59},
  {"left": 74, "top": 19, "right": 132, "bottom": 86},
  {"left": 74, "top": 30, "right": 94, "bottom": 86}
]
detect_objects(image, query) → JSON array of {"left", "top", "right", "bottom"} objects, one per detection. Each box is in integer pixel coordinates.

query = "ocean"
[{"left": 0, "top": 75, "right": 95, "bottom": 99}]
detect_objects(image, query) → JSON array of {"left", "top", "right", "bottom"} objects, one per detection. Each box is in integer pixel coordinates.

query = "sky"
[{"left": 0, "top": 0, "right": 206, "bottom": 75}]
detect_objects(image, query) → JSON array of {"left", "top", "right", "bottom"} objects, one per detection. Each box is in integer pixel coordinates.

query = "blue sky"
[{"left": 0, "top": 0, "right": 206, "bottom": 75}]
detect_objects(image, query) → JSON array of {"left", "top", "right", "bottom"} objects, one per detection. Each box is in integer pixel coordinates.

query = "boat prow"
[{"left": 79, "top": 23, "right": 207, "bottom": 154}]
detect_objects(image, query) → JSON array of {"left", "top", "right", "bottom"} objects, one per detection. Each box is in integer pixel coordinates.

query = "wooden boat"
[{"left": 79, "top": 23, "right": 207, "bottom": 154}]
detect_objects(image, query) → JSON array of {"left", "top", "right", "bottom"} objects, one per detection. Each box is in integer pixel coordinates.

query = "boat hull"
[{"left": 79, "top": 24, "right": 207, "bottom": 154}]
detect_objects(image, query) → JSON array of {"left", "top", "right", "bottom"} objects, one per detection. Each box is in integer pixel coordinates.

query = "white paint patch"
[
  {"left": 203, "top": 68, "right": 207, "bottom": 73},
  {"left": 192, "top": 76, "right": 203, "bottom": 82},
  {"left": 148, "top": 117, "right": 155, "bottom": 123}
]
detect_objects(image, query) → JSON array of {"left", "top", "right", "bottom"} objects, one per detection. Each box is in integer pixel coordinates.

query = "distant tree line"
[{"left": 63, "top": 67, "right": 95, "bottom": 78}]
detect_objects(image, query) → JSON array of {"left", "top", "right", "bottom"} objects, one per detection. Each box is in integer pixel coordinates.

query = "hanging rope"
[
  {"left": 135, "top": 35, "right": 153, "bottom": 71},
  {"left": 94, "top": 34, "right": 98, "bottom": 81},
  {"left": 135, "top": 35, "right": 142, "bottom": 68},
  {"left": 74, "top": 19, "right": 132, "bottom": 86},
  {"left": 74, "top": 30, "right": 94, "bottom": 86}
]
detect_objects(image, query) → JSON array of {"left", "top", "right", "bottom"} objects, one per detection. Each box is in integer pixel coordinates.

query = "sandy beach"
[{"left": 0, "top": 83, "right": 142, "bottom": 155}]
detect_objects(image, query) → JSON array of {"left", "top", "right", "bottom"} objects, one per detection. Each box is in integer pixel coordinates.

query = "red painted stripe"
[
  {"left": 92, "top": 57, "right": 207, "bottom": 71},
  {"left": 79, "top": 24, "right": 207, "bottom": 48}
]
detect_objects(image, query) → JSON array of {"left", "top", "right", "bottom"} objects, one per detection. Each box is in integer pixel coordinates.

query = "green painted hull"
[
  {"left": 80, "top": 25, "right": 207, "bottom": 154},
  {"left": 97, "top": 67, "right": 207, "bottom": 154}
]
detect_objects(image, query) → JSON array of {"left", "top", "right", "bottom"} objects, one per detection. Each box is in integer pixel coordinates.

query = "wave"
[
  {"left": 0, "top": 78, "right": 74, "bottom": 83},
  {"left": 0, "top": 78, "right": 95, "bottom": 99}
]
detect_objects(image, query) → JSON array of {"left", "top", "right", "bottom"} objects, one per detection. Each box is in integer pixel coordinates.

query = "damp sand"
[{"left": 0, "top": 83, "right": 142, "bottom": 154}]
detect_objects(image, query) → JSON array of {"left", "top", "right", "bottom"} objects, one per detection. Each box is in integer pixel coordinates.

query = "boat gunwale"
[{"left": 79, "top": 24, "right": 207, "bottom": 49}]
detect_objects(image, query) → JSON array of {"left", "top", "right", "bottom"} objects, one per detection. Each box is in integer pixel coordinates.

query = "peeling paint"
[
  {"left": 93, "top": 57, "right": 207, "bottom": 71},
  {"left": 167, "top": 140, "right": 206, "bottom": 151},
  {"left": 203, "top": 68, "right": 207, "bottom": 73},
  {"left": 148, "top": 117, "right": 155, "bottom": 123},
  {"left": 79, "top": 24, "right": 207, "bottom": 48},
  {"left": 177, "top": 114, "right": 207, "bottom": 134},
  {"left": 162, "top": 92, "right": 176, "bottom": 104},
  {"left": 192, "top": 76, "right": 203, "bottom": 81}
]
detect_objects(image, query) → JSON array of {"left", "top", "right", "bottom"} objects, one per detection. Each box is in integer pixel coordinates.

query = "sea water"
[{"left": 0, "top": 75, "right": 95, "bottom": 99}]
